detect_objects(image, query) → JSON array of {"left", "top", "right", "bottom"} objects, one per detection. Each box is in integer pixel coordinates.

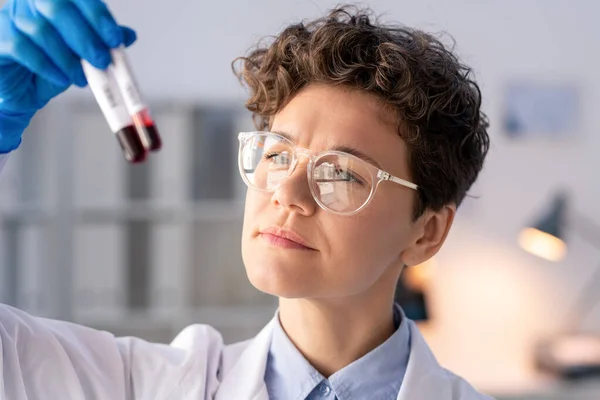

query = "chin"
[
  {"left": 242, "top": 235, "right": 323, "bottom": 298},
  {"left": 244, "top": 256, "right": 320, "bottom": 299},
  {"left": 249, "top": 280, "right": 310, "bottom": 299}
]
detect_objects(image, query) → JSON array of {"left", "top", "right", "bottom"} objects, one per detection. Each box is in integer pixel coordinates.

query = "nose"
[{"left": 270, "top": 153, "right": 317, "bottom": 216}]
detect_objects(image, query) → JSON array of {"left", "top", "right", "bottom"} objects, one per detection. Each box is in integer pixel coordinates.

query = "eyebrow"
[{"left": 271, "top": 130, "right": 383, "bottom": 169}]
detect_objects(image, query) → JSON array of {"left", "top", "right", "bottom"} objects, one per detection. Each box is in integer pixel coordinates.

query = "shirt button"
[{"left": 319, "top": 383, "right": 332, "bottom": 396}]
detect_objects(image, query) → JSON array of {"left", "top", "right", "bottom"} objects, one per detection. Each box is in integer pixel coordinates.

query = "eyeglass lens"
[{"left": 240, "top": 133, "right": 374, "bottom": 213}]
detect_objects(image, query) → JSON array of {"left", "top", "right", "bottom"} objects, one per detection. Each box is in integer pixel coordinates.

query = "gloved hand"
[{"left": 0, "top": 0, "right": 137, "bottom": 153}]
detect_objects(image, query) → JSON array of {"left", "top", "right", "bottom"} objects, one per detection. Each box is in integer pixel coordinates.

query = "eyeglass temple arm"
[{"left": 377, "top": 171, "right": 418, "bottom": 190}]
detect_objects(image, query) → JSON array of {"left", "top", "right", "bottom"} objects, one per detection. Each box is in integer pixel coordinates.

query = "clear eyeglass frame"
[{"left": 237, "top": 131, "right": 419, "bottom": 216}]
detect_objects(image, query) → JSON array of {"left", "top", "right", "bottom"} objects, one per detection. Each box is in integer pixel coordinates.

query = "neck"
[{"left": 278, "top": 283, "right": 398, "bottom": 377}]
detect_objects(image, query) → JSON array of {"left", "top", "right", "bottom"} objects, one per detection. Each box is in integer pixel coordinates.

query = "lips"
[{"left": 259, "top": 226, "right": 316, "bottom": 250}]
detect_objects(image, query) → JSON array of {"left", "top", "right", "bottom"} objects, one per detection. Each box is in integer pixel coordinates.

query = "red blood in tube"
[
  {"left": 116, "top": 125, "right": 148, "bottom": 163},
  {"left": 132, "top": 109, "right": 162, "bottom": 151}
]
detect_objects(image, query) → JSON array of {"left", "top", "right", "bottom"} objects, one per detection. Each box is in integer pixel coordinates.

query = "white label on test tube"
[
  {"left": 81, "top": 60, "right": 131, "bottom": 133},
  {"left": 109, "top": 46, "right": 162, "bottom": 152},
  {"left": 109, "top": 47, "right": 146, "bottom": 115}
]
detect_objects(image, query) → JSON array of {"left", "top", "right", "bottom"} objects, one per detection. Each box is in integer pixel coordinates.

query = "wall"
[{"left": 2, "top": 0, "right": 600, "bottom": 394}]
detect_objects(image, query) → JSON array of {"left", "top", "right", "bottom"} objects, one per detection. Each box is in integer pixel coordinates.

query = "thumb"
[{"left": 120, "top": 26, "right": 138, "bottom": 48}]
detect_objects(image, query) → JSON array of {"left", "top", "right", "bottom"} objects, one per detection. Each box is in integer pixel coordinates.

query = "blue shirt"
[{"left": 264, "top": 304, "right": 411, "bottom": 400}]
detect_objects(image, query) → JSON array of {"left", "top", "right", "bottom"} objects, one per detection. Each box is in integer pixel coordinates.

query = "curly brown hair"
[{"left": 232, "top": 5, "right": 490, "bottom": 218}]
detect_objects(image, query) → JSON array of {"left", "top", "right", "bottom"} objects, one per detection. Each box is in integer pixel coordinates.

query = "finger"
[
  {"left": 69, "top": 0, "right": 122, "bottom": 48},
  {"left": 10, "top": 4, "right": 87, "bottom": 87},
  {"left": 0, "top": 13, "right": 69, "bottom": 87},
  {"left": 121, "top": 26, "right": 137, "bottom": 48},
  {"left": 34, "top": 0, "right": 112, "bottom": 70}
]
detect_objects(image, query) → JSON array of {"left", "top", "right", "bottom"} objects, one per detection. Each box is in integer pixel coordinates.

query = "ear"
[{"left": 401, "top": 204, "right": 456, "bottom": 267}]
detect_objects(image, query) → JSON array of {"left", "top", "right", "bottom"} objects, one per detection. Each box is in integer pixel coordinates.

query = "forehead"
[
  {"left": 272, "top": 84, "right": 396, "bottom": 140},
  {"left": 271, "top": 84, "right": 410, "bottom": 173}
]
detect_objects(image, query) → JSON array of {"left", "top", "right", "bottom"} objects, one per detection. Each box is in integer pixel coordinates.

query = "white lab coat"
[{"left": 0, "top": 304, "right": 494, "bottom": 400}]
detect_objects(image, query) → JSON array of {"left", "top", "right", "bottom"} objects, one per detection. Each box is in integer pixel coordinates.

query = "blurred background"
[{"left": 0, "top": 0, "right": 599, "bottom": 399}]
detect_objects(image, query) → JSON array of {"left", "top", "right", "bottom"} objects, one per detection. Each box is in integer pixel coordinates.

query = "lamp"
[
  {"left": 518, "top": 193, "right": 567, "bottom": 262},
  {"left": 519, "top": 191, "right": 600, "bottom": 379}
]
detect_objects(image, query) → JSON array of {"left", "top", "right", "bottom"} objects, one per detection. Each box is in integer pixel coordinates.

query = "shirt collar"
[
  {"left": 266, "top": 310, "right": 324, "bottom": 400},
  {"left": 265, "top": 304, "right": 411, "bottom": 400}
]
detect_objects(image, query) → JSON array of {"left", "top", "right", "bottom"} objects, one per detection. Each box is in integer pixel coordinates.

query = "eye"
[
  {"left": 335, "top": 166, "right": 366, "bottom": 185},
  {"left": 263, "top": 151, "right": 279, "bottom": 160},
  {"left": 263, "top": 151, "right": 291, "bottom": 165}
]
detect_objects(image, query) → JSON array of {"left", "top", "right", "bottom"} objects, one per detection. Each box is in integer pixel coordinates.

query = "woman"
[{"left": 0, "top": 1, "right": 492, "bottom": 399}]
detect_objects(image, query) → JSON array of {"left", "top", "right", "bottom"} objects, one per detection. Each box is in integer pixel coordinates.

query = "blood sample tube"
[
  {"left": 81, "top": 60, "right": 147, "bottom": 163},
  {"left": 110, "top": 46, "right": 162, "bottom": 152}
]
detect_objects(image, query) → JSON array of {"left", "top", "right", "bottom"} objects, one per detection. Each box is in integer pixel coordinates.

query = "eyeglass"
[{"left": 237, "top": 132, "right": 418, "bottom": 215}]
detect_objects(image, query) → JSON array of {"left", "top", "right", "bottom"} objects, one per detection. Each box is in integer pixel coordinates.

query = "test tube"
[
  {"left": 110, "top": 46, "right": 162, "bottom": 152},
  {"left": 81, "top": 60, "right": 147, "bottom": 163}
]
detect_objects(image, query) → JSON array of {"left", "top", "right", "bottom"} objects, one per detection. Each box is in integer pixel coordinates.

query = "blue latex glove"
[{"left": 0, "top": 0, "right": 137, "bottom": 153}]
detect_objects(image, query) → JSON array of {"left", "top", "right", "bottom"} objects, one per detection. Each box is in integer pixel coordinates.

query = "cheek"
[
  {"left": 241, "top": 189, "right": 281, "bottom": 262},
  {"left": 328, "top": 210, "right": 409, "bottom": 278},
  {"left": 242, "top": 190, "right": 268, "bottom": 240},
  {"left": 330, "top": 217, "right": 387, "bottom": 264}
]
